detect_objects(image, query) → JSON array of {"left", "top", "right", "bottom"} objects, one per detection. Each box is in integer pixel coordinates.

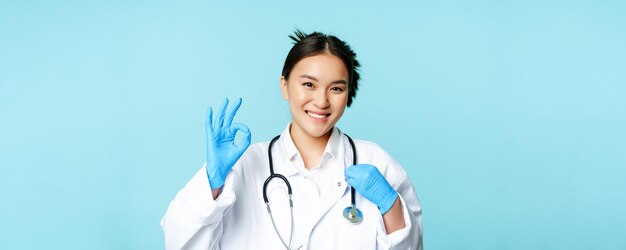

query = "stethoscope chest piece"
[{"left": 343, "top": 205, "right": 363, "bottom": 224}]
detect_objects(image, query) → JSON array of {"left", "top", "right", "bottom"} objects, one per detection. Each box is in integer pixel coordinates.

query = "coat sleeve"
[
  {"left": 373, "top": 154, "right": 423, "bottom": 250},
  {"left": 161, "top": 163, "right": 239, "bottom": 250}
]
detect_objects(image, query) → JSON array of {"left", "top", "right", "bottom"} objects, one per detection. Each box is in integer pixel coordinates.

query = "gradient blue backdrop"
[{"left": 1, "top": 1, "right": 625, "bottom": 249}]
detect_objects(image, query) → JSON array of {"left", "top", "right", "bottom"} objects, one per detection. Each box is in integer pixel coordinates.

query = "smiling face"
[{"left": 281, "top": 52, "right": 349, "bottom": 140}]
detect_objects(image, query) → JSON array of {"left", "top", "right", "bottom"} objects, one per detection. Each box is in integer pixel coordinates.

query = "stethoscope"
[{"left": 262, "top": 134, "right": 363, "bottom": 250}]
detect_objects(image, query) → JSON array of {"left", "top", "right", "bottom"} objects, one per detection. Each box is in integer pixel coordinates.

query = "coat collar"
[
  {"left": 270, "top": 124, "right": 353, "bottom": 236},
  {"left": 274, "top": 123, "right": 343, "bottom": 177}
]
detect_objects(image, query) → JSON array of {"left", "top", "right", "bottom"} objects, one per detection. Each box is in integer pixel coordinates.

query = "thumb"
[
  {"left": 230, "top": 122, "right": 251, "bottom": 154},
  {"left": 345, "top": 165, "right": 361, "bottom": 187}
]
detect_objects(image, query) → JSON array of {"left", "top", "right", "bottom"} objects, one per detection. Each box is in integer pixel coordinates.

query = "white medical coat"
[{"left": 161, "top": 127, "right": 422, "bottom": 249}]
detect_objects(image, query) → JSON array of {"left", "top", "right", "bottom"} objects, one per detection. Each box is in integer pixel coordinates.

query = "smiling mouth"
[{"left": 306, "top": 111, "right": 330, "bottom": 119}]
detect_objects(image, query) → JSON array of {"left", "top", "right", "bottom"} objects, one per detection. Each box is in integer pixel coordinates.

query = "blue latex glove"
[
  {"left": 345, "top": 164, "right": 399, "bottom": 215},
  {"left": 205, "top": 98, "right": 251, "bottom": 189}
]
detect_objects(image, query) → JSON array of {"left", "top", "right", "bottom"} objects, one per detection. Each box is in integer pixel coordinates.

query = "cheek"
[
  {"left": 331, "top": 95, "right": 348, "bottom": 116},
  {"left": 333, "top": 93, "right": 349, "bottom": 106},
  {"left": 289, "top": 88, "right": 310, "bottom": 102}
]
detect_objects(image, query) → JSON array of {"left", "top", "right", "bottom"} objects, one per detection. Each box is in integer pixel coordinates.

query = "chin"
[
  {"left": 292, "top": 113, "right": 338, "bottom": 139},
  {"left": 305, "top": 126, "right": 333, "bottom": 138}
]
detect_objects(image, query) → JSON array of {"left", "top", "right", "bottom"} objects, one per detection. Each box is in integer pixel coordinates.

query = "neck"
[{"left": 289, "top": 125, "right": 332, "bottom": 169}]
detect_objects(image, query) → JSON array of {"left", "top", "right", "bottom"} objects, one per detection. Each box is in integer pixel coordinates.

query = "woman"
[{"left": 162, "top": 30, "right": 423, "bottom": 250}]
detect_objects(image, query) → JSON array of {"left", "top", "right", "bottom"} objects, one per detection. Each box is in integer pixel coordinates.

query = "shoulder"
[
  {"left": 351, "top": 139, "right": 395, "bottom": 164},
  {"left": 237, "top": 141, "right": 269, "bottom": 164},
  {"left": 349, "top": 138, "right": 410, "bottom": 188},
  {"left": 246, "top": 141, "right": 270, "bottom": 154}
]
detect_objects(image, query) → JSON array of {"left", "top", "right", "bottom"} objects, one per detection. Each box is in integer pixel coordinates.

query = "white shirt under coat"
[{"left": 161, "top": 126, "right": 423, "bottom": 249}]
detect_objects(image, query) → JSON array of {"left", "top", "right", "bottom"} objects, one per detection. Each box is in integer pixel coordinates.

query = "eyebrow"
[{"left": 299, "top": 74, "right": 347, "bottom": 84}]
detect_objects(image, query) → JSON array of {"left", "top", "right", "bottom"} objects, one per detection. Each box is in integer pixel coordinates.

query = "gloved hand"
[
  {"left": 345, "top": 164, "right": 399, "bottom": 215},
  {"left": 205, "top": 98, "right": 251, "bottom": 189}
]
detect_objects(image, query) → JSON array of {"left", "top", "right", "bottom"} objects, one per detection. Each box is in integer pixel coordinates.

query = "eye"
[
  {"left": 302, "top": 82, "right": 314, "bottom": 88},
  {"left": 331, "top": 87, "right": 345, "bottom": 92}
]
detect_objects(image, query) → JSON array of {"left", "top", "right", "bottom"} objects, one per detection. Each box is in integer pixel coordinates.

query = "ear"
[{"left": 280, "top": 76, "right": 289, "bottom": 100}]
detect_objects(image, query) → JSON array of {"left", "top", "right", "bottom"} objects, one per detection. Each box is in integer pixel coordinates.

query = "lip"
[{"left": 306, "top": 110, "right": 330, "bottom": 121}]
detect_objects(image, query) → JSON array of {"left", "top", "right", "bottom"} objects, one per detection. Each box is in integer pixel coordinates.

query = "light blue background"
[{"left": 1, "top": 0, "right": 625, "bottom": 249}]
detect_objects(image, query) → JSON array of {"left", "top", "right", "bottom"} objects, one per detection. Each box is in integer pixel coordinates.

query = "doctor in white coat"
[{"left": 161, "top": 30, "right": 423, "bottom": 250}]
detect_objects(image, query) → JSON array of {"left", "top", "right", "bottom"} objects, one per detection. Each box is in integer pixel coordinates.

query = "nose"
[{"left": 312, "top": 89, "right": 330, "bottom": 109}]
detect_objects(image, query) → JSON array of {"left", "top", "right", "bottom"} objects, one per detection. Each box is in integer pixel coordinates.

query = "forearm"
[
  {"left": 212, "top": 188, "right": 221, "bottom": 199},
  {"left": 162, "top": 168, "right": 227, "bottom": 249},
  {"left": 382, "top": 197, "right": 405, "bottom": 234}
]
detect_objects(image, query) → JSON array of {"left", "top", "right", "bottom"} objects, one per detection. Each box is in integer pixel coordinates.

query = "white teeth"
[{"left": 307, "top": 111, "right": 327, "bottom": 119}]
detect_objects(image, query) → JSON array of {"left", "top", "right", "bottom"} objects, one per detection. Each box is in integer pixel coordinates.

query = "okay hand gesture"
[{"left": 205, "top": 98, "right": 251, "bottom": 189}]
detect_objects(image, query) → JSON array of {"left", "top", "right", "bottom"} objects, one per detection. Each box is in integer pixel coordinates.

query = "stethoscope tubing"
[
  {"left": 345, "top": 134, "right": 357, "bottom": 207},
  {"left": 263, "top": 133, "right": 358, "bottom": 249},
  {"left": 263, "top": 134, "right": 356, "bottom": 204}
]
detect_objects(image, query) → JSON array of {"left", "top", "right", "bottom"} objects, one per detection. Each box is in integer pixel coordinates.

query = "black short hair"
[{"left": 281, "top": 30, "right": 361, "bottom": 107}]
